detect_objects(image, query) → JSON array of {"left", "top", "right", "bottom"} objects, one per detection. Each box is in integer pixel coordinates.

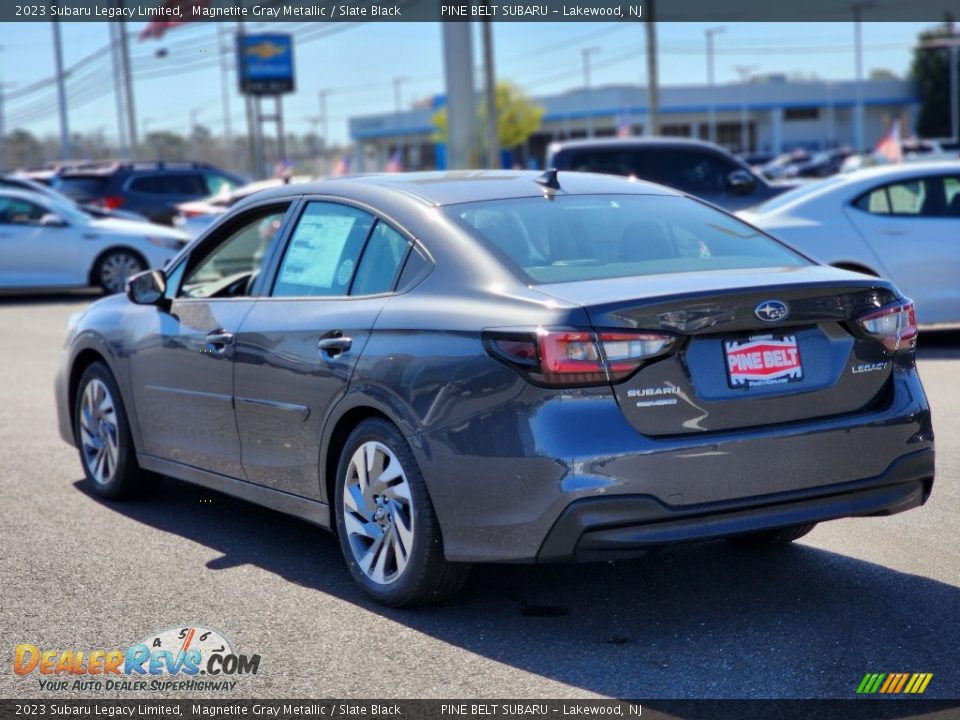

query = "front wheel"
[
  {"left": 334, "top": 418, "right": 470, "bottom": 607},
  {"left": 95, "top": 250, "right": 144, "bottom": 294},
  {"left": 75, "top": 362, "right": 156, "bottom": 499},
  {"left": 727, "top": 523, "right": 816, "bottom": 547}
]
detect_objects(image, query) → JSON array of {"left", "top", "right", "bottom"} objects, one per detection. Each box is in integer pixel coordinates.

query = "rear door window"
[
  {"left": 272, "top": 202, "right": 375, "bottom": 297},
  {"left": 350, "top": 221, "right": 411, "bottom": 296},
  {"left": 640, "top": 149, "right": 738, "bottom": 194},
  {"left": 854, "top": 176, "right": 950, "bottom": 217}
]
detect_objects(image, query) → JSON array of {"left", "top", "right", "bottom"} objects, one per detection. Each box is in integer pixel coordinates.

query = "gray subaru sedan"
[{"left": 54, "top": 171, "right": 934, "bottom": 607}]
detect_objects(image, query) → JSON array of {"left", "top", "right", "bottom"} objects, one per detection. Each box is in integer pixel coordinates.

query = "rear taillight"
[
  {"left": 857, "top": 300, "right": 917, "bottom": 352},
  {"left": 486, "top": 328, "right": 675, "bottom": 386},
  {"left": 98, "top": 195, "right": 125, "bottom": 210}
]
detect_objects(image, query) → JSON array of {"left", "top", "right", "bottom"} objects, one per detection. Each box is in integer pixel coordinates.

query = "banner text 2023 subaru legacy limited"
[{"left": 55, "top": 171, "right": 934, "bottom": 606}]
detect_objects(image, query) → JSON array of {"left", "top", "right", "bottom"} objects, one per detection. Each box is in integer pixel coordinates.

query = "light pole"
[
  {"left": 581, "top": 46, "right": 601, "bottom": 137},
  {"left": 393, "top": 76, "right": 407, "bottom": 168},
  {"left": 190, "top": 108, "right": 201, "bottom": 160},
  {"left": 734, "top": 64, "right": 757, "bottom": 153},
  {"left": 851, "top": 2, "right": 875, "bottom": 152},
  {"left": 705, "top": 26, "right": 726, "bottom": 144},
  {"left": 645, "top": 4, "right": 659, "bottom": 136},
  {"left": 317, "top": 90, "right": 331, "bottom": 149},
  {"left": 216, "top": 24, "right": 234, "bottom": 172}
]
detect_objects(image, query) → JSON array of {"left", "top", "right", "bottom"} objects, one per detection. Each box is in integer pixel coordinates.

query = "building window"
[
  {"left": 785, "top": 107, "right": 820, "bottom": 121},
  {"left": 660, "top": 124, "right": 692, "bottom": 137}
]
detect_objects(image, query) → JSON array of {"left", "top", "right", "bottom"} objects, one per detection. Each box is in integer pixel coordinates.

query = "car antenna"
[{"left": 534, "top": 168, "right": 561, "bottom": 193}]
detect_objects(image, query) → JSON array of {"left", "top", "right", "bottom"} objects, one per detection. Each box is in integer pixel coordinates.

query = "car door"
[
  {"left": 0, "top": 195, "right": 82, "bottom": 287},
  {"left": 233, "top": 200, "right": 415, "bottom": 499},
  {"left": 843, "top": 173, "right": 960, "bottom": 324},
  {"left": 126, "top": 201, "right": 294, "bottom": 477}
]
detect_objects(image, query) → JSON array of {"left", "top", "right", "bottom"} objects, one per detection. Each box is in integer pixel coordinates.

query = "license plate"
[{"left": 724, "top": 334, "right": 803, "bottom": 388}]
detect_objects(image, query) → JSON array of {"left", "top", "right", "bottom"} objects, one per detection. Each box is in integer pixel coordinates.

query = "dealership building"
[{"left": 347, "top": 76, "right": 920, "bottom": 171}]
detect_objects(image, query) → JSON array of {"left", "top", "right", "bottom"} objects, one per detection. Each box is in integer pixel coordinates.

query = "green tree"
[
  {"left": 910, "top": 21, "right": 960, "bottom": 138},
  {"left": 432, "top": 80, "right": 545, "bottom": 154}
]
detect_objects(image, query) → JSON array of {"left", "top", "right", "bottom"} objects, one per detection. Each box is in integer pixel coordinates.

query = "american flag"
[
  {"left": 139, "top": 0, "right": 210, "bottom": 41},
  {"left": 875, "top": 118, "right": 902, "bottom": 164},
  {"left": 332, "top": 153, "right": 352, "bottom": 177},
  {"left": 385, "top": 150, "right": 404, "bottom": 173}
]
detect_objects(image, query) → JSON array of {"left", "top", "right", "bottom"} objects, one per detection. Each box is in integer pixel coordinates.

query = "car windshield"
[
  {"left": 43, "top": 195, "right": 90, "bottom": 225},
  {"left": 446, "top": 195, "right": 808, "bottom": 285},
  {"left": 752, "top": 175, "right": 849, "bottom": 215}
]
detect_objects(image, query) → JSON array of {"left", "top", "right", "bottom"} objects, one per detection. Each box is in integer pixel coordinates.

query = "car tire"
[
  {"left": 95, "top": 250, "right": 144, "bottom": 294},
  {"left": 334, "top": 417, "right": 470, "bottom": 607},
  {"left": 75, "top": 362, "right": 156, "bottom": 500},
  {"left": 727, "top": 523, "right": 816, "bottom": 547}
]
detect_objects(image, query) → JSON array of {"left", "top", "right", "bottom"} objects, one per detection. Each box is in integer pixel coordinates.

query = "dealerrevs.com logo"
[{"left": 14, "top": 625, "right": 260, "bottom": 692}]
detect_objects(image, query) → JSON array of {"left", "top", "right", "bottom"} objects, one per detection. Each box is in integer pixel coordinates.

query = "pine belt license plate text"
[{"left": 724, "top": 334, "right": 803, "bottom": 388}]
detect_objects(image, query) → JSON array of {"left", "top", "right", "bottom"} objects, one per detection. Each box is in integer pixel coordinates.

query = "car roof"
[
  {"left": 236, "top": 170, "right": 680, "bottom": 209},
  {"left": 548, "top": 136, "right": 730, "bottom": 153},
  {"left": 0, "top": 188, "right": 55, "bottom": 203},
  {"left": 840, "top": 160, "right": 960, "bottom": 182}
]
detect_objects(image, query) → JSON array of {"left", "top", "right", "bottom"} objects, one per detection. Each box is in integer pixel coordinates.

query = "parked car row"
[{"left": 546, "top": 136, "right": 960, "bottom": 326}]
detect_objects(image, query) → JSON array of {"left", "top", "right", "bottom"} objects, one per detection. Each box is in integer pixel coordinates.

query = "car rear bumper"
[
  {"left": 414, "top": 367, "right": 934, "bottom": 563},
  {"left": 537, "top": 449, "right": 933, "bottom": 562}
]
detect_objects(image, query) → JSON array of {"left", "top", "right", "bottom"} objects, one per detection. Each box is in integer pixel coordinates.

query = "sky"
[{"left": 0, "top": 20, "right": 941, "bottom": 146}]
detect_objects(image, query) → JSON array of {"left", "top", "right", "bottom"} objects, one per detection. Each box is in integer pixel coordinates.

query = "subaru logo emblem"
[{"left": 755, "top": 300, "right": 789, "bottom": 322}]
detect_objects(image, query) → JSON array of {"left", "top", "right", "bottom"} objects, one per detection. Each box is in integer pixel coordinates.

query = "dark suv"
[
  {"left": 53, "top": 162, "right": 245, "bottom": 225},
  {"left": 547, "top": 137, "right": 796, "bottom": 211}
]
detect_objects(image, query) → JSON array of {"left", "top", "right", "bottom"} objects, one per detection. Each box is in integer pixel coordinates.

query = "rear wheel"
[
  {"left": 334, "top": 418, "right": 470, "bottom": 607},
  {"left": 95, "top": 250, "right": 144, "bottom": 294},
  {"left": 75, "top": 362, "right": 156, "bottom": 499},
  {"left": 727, "top": 523, "right": 816, "bottom": 547}
]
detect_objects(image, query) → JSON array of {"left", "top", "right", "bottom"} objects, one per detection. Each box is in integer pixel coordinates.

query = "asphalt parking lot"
[{"left": 1, "top": 293, "right": 958, "bottom": 701}]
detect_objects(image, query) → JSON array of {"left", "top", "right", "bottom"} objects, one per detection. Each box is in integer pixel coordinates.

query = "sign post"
[{"left": 237, "top": 33, "right": 295, "bottom": 178}]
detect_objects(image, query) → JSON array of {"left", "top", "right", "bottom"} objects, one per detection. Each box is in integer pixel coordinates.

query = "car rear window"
[
  {"left": 446, "top": 195, "right": 808, "bottom": 285},
  {"left": 53, "top": 175, "right": 109, "bottom": 200}
]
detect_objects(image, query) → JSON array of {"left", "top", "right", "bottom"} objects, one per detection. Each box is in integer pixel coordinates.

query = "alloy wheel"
[
  {"left": 100, "top": 253, "right": 143, "bottom": 294},
  {"left": 342, "top": 441, "right": 415, "bottom": 585},
  {"left": 79, "top": 378, "right": 119, "bottom": 485}
]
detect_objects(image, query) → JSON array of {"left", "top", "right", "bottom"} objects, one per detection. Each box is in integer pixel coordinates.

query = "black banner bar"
[
  {"left": 3, "top": 700, "right": 960, "bottom": 720},
  {"left": 3, "top": 0, "right": 959, "bottom": 23}
]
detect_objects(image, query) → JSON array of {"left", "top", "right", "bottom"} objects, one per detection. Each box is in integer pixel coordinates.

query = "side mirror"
[
  {"left": 126, "top": 269, "right": 167, "bottom": 307},
  {"left": 727, "top": 170, "right": 757, "bottom": 196},
  {"left": 40, "top": 213, "right": 67, "bottom": 227}
]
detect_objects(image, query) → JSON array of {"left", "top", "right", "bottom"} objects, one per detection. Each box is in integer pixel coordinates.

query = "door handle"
[
  {"left": 318, "top": 333, "right": 352, "bottom": 357},
  {"left": 206, "top": 330, "right": 235, "bottom": 354}
]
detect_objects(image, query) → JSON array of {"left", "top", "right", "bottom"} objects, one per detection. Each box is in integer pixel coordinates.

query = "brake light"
[
  {"left": 858, "top": 300, "right": 917, "bottom": 352},
  {"left": 99, "top": 195, "right": 125, "bottom": 210},
  {"left": 487, "top": 329, "right": 675, "bottom": 386}
]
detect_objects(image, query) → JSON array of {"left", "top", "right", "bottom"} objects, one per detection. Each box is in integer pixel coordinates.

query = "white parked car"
[
  {"left": 739, "top": 162, "right": 960, "bottom": 325},
  {"left": 0, "top": 189, "right": 188, "bottom": 294}
]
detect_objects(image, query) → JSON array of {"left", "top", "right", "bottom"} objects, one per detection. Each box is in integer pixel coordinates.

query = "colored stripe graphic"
[{"left": 857, "top": 672, "right": 932, "bottom": 694}]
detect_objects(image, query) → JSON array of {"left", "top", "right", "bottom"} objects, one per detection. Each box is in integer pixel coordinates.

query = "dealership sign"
[{"left": 238, "top": 33, "right": 295, "bottom": 95}]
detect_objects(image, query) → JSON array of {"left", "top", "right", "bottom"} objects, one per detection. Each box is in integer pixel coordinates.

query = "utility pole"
[
  {"left": 117, "top": 14, "right": 138, "bottom": 160},
  {"left": 951, "top": 35, "right": 959, "bottom": 142},
  {"left": 109, "top": 24, "right": 128, "bottom": 158},
  {"left": 52, "top": 21, "right": 71, "bottom": 161},
  {"left": 581, "top": 46, "right": 601, "bottom": 138},
  {"left": 0, "top": 46, "right": 11, "bottom": 172},
  {"left": 645, "top": 2, "right": 659, "bottom": 136},
  {"left": 217, "top": 24, "right": 234, "bottom": 172},
  {"left": 851, "top": 2, "right": 875, "bottom": 151},
  {"left": 481, "top": 15, "right": 499, "bottom": 169},
  {"left": 705, "top": 26, "right": 726, "bottom": 144}
]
